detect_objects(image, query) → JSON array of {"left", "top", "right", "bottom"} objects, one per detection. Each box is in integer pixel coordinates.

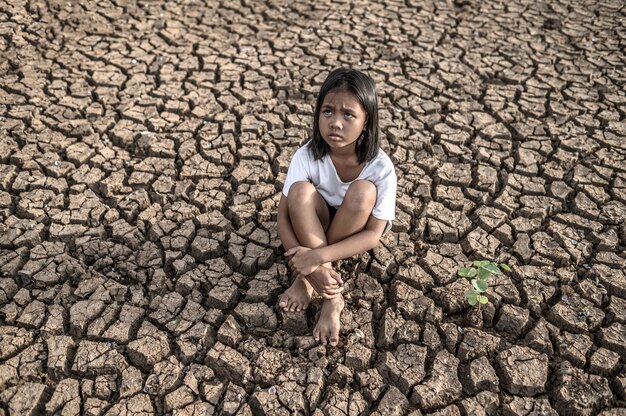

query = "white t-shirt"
[{"left": 282, "top": 144, "right": 397, "bottom": 221}]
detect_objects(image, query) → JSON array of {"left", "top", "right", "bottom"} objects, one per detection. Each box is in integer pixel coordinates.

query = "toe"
[
  {"left": 280, "top": 294, "right": 292, "bottom": 310},
  {"left": 319, "top": 330, "right": 328, "bottom": 345}
]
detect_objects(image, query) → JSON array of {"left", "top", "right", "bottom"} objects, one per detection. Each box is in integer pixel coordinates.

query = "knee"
[
  {"left": 343, "top": 180, "right": 376, "bottom": 212},
  {"left": 287, "top": 181, "right": 316, "bottom": 208}
]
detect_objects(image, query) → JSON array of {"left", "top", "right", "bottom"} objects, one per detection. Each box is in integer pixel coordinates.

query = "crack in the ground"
[{"left": 0, "top": 0, "right": 625, "bottom": 414}]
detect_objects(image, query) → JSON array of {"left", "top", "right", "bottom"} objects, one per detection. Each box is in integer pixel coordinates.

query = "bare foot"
[
  {"left": 313, "top": 296, "right": 344, "bottom": 346},
  {"left": 279, "top": 276, "right": 313, "bottom": 312}
]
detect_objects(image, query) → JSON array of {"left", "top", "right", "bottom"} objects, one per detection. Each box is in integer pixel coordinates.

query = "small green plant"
[{"left": 458, "top": 260, "right": 511, "bottom": 309}]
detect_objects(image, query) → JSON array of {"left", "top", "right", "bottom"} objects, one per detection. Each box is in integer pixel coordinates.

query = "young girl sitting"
[{"left": 277, "top": 67, "right": 397, "bottom": 347}]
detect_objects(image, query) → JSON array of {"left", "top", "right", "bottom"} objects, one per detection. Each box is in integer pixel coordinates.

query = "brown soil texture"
[{"left": 1, "top": 0, "right": 625, "bottom": 415}]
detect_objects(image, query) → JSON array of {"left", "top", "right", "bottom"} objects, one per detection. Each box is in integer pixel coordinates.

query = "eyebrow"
[{"left": 321, "top": 103, "right": 358, "bottom": 112}]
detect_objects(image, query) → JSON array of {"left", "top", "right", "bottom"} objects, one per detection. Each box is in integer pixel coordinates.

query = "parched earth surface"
[{"left": 0, "top": 0, "right": 625, "bottom": 415}]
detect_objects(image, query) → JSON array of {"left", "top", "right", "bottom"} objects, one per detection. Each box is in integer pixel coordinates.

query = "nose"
[{"left": 329, "top": 115, "right": 342, "bottom": 129}]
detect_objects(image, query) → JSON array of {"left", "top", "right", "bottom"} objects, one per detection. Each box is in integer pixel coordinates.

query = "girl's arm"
[{"left": 287, "top": 216, "right": 387, "bottom": 273}]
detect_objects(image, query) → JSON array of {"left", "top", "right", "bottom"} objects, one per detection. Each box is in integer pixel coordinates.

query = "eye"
[
  {"left": 322, "top": 110, "right": 332, "bottom": 116},
  {"left": 344, "top": 113, "right": 355, "bottom": 120}
]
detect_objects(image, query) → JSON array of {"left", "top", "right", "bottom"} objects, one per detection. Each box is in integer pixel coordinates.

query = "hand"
[
  {"left": 285, "top": 246, "right": 322, "bottom": 277},
  {"left": 305, "top": 266, "right": 344, "bottom": 299}
]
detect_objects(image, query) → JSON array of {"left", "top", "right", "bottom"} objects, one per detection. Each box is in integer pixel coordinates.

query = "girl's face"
[{"left": 318, "top": 89, "right": 367, "bottom": 154}]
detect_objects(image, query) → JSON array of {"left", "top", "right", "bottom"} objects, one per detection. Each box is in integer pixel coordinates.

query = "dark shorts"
[{"left": 325, "top": 199, "right": 337, "bottom": 227}]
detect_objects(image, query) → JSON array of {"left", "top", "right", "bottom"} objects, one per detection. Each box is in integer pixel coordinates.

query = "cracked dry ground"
[{"left": 0, "top": 0, "right": 625, "bottom": 415}]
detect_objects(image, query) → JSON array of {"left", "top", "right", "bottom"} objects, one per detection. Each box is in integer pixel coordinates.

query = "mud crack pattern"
[{"left": 0, "top": 0, "right": 625, "bottom": 415}]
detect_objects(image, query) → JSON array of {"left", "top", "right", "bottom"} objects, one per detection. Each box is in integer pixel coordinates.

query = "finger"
[
  {"left": 330, "top": 270, "right": 344, "bottom": 286},
  {"left": 284, "top": 248, "right": 296, "bottom": 256},
  {"left": 321, "top": 291, "right": 342, "bottom": 299},
  {"left": 287, "top": 246, "right": 304, "bottom": 256},
  {"left": 320, "top": 285, "right": 340, "bottom": 293},
  {"left": 322, "top": 292, "right": 341, "bottom": 300},
  {"left": 321, "top": 281, "right": 340, "bottom": 289}
]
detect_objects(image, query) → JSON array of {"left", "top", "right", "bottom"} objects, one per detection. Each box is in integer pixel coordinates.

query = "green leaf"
[
  {"left": 478, "top": 295, "right": 489, "bottom": 304},
  {"left": 478, "top": 267, "right": 491, "bottom": 280},
  {"left": 482, "top": 263, "right": 502, "bottom": 275},
  {"left": 465, "top": 290, "right": 478, "bottom": 305},
  {"left": 458, "top": 267, "right": 477, "bottom": 278},
  {"left": 472, "top": 279, "right": 488, "bottom": 292},
  {"left": 458, "top": 267, "right": 473, "bottom": 277},
  {"left": 473, "top": 260, "right": 488, "bottom": 267},
  {"left": 500, "top": 263, "right": 511, "bottom": 272}
]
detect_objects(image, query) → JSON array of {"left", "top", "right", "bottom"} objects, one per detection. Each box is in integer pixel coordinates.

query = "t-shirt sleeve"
[
  {"left": 282, "top": 147, "right": 310, "bottom": 197},
  {"left": 372, "top": 160, "right": 397, "bottom": 221}
]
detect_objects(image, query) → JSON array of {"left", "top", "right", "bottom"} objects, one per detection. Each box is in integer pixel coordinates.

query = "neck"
[
  {"left": 330, "top": 147, "right": 356, "bottom": 160},
  {"left": 330, "top": 148, "right": 361, "bottom": 167}
]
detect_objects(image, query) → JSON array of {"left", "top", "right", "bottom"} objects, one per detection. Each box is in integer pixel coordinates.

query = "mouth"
[{"left": 327, "top": 133, "right": 342, "bottom": 140}]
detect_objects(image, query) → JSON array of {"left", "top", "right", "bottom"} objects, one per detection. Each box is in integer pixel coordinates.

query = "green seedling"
[{"left": 458, "top": 260, "right": 511, "bottom": 311}]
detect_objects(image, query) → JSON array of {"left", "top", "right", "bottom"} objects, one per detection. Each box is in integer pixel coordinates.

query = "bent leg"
[
  {"left": 313, "top": 180, "right": 376, "bottom": 346},
  {"left": 326, "top": 179, "right": 377, "bottom": 244},
  {"left": 279, "top": 181, "right": 331, "bottom": 312},
  {"left": 287, "top": 181, "right": 331, "bottom": 247}
]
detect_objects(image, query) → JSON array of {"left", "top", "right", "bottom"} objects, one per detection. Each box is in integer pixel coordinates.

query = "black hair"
[{"left": 309, "top": 68, "right": 380, "bottom": 164}]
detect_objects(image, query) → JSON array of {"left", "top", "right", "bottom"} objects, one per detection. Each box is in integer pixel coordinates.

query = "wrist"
[{"left": 314, "top": 246, "right": 328, "bottom": 265}]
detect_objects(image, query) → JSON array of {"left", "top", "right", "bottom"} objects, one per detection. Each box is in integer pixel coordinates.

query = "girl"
[{"left": 277, "top": 68, "right": 397, "bottom": 347}]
